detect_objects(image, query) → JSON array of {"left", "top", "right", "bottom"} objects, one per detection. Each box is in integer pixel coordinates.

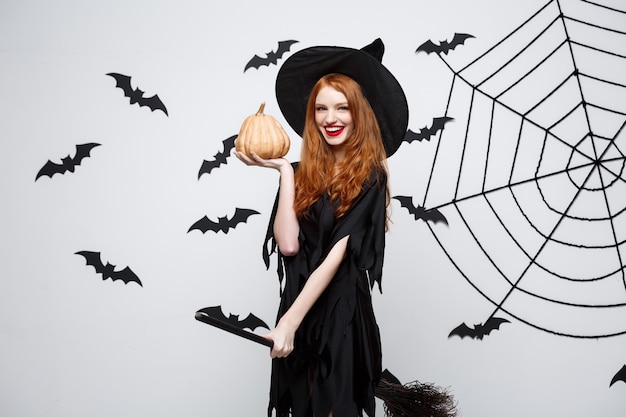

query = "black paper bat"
[
  {"left": 610, "top": 364, "right": 626, "bottom": 387},
  {"left": 393, "top": 196, "right": 448, "bottom": 225},
  {"left": 198, "top": 134, "right": 237, "bottom": 179},
  {"left": 35, "top": 143, "right": 101, "bottom": 181},
  {"left": 75, "top": 250, "right": 142, "bottom": 287},
  {"left": 416, "top": 33, "right": 475, "bottom": 55},
  {"left": 195, "top": 308, "right": 273, "bottom": 348},
  {"left": 188, "top": 208, "right": 260, "bottom": 234},
  {"left": 244, "top": 40, "right": 299, "bottom": 72},
  {"left": 106, "top": 72, "right": 168, "bottom": 116},
  {"left": 448, "top": 317, "right": 510, "bottom": 340},
  {"left": 197, "top": 306, "right": 269, "bottom": 332},
  {"left": 404, "top": 117, "right": 454, "bottom": 143}
]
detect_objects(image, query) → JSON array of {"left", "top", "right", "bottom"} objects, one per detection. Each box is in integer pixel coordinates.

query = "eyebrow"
[{"left": 315, "top": 102, "right": 349, "bottom": 107}]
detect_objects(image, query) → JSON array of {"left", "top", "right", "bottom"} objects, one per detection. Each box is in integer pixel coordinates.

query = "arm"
[
  {"left": 272, "top": 162, "right": 300, "bottom": 256},
  {"left": 234, "top": 150, "right": 300, "bottom": 255},
  {"left": 267, "top": 235, "right": 349, "bottom": 358}
]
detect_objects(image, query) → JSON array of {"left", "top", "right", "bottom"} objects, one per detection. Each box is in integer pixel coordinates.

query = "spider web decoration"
[{"left": 414, "top": 0, "right": 626, "bottom": 339}]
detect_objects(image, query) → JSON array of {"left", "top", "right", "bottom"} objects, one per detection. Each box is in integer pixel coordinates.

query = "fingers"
[
  {"left": 234, "top": 150, "right": 289, "bottom": 170},
  {"left": 265, "top": 332, "right": 294, "bottom": 359},
  {"left": 234, "top": 150, "right": 267, "bottom": 166},
  {"left": 233, "top": 150, "right": 259, "bottom": 166},
  {"left": 270, "top": 342, "right": 294, "bottom": 359}
]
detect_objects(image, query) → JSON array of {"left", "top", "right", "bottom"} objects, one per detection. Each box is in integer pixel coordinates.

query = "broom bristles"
[{"left": 375, "top": 377, "right": 458, "bottom": 417}]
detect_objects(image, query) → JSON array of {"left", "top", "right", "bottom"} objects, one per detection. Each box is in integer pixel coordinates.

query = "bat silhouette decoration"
[
  {"left": 35, "top": 143, "right": 101, "bottom": 181},
  {"left": 404, "top": 117, "right": 454, "bottom": 143},
  {"left": 188, "top": 208, "right": 260, "bottom": 234},
  {"left": 448, "top": 317, "right": 510, "bottom": 340},
  {"left": 75, "top": 250, "right": 142, "bottom": 287},
  {"left": 416, "top": 33, "right": 475, "bottom": 55},
  {"left": 195, "top": 306, "right": 273, "bottom": 348},
  {"left": 106, "top": 72, "right": 168, "bottom": 116},
  {"left": 197, "top": 306, "right": 269, "bottom": 332},
  {"left": 393, "top": 196, "right": 448, "bottom": 225},
  {"left": 198, "top": 134, "right": 237, "bottom": 178},
  {"left": 610, "top": 364, "right": 626, "bottom": 387},
  {"left": 244, "top": 40, "right": 299, "bottom": 72}
]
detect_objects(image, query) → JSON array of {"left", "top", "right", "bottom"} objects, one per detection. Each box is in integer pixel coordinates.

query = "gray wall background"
[{"left": 1, "top": 0, "right": 625, "bottom": 416}]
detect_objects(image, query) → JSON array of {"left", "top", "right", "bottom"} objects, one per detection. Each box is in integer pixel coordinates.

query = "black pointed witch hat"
[{"left": 275, "top": 38, "right": 409, "bottom": 157}]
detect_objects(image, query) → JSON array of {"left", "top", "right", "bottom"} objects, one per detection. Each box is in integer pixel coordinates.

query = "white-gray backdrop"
[{"left": 2, "top": 0, "right": 625, "bottom": 416}]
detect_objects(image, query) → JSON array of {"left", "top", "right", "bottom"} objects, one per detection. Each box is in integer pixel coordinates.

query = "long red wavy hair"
[{"left": 293, "top": 73, "right": 389, "bottom": 221}]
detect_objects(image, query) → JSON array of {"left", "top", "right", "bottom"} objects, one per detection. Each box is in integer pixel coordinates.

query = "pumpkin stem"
[{"left": 256, "top": 102, "right": 266, "bottom": 116}]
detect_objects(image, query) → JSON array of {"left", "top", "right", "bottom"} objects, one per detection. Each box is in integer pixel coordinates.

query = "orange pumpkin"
[{"left": 236, "top": 102, "right": 290, "bottom": 159}]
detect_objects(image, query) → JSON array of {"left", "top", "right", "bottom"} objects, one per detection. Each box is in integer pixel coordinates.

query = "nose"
[{"left": 324, "top": 109, "right": 337, "bottom": 124}]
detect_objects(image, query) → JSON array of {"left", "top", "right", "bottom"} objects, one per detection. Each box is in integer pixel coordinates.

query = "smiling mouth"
[{"left": 325, "top": 126, "right": 344, "bottom": 137}]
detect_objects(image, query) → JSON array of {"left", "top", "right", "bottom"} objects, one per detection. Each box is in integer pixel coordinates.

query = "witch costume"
[{"left": 262, "top": 39, "right": 409, "bottom": 417}]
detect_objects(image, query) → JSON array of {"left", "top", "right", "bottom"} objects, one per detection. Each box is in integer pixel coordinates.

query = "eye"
[
  {"left": 315, "top": 105, "right": 327, "bottom": 112},
  {"left": 338, "top": 105, "right": 350, "bottom": 111}
]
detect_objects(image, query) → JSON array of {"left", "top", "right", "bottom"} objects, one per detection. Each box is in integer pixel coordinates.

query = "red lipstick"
[{"left": 325, "top": 126, "right": 344, "bottom": 137}]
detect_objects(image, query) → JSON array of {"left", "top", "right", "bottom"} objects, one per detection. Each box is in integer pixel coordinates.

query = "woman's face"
[{"left": 314, "top": 86, "right": 354, "bottom": 155}]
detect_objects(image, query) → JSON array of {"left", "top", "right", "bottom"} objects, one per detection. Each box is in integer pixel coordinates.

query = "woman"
[{"left": 235, "top": 39, "right": 409, "bottom": 417}]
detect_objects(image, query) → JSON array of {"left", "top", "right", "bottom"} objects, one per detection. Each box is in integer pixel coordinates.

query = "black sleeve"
[{"left": 323, "top": 171, "right": 387, "bottom": 291}]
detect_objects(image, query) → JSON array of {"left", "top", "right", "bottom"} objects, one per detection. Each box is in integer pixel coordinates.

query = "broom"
[
  {"left": 375, "top": 369, "right": 458, "bottom": 417},
  {"left": 195, "top": 309, "right": 458, "bottom": 417}
]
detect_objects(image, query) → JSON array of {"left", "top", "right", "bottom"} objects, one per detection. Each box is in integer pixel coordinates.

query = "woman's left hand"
[{"left": 265, "top": 318, "right": 297, "bottom": 358}]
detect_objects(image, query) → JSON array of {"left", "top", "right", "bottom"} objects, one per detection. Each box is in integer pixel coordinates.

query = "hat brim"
[{"left": 275, "top": 42, "right": 408, "bottom": 157}]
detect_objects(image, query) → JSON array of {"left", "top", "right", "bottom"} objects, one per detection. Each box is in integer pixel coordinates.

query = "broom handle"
[
  {"left": 195, "top": 310, "right": 316, "bottom": 361},
  {"left": 195, "top": 311, "right": 274, "bottom": 348},
  {"left": 196, "top": 313, "right": 457, "bottom": 415}
]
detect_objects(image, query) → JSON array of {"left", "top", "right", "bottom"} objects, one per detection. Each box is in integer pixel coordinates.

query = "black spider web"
[{"left": 416, "top": 0, "right": 626, "bottom": 338}]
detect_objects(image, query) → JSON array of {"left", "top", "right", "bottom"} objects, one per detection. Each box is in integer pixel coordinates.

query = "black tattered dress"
[{"left": 264, "top": 169, "right": 387, "bottom": 417}]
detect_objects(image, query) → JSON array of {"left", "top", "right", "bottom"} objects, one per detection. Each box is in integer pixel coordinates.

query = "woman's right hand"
[{"left": 234, "top": 150, "right": 289, "bottom": 171}]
